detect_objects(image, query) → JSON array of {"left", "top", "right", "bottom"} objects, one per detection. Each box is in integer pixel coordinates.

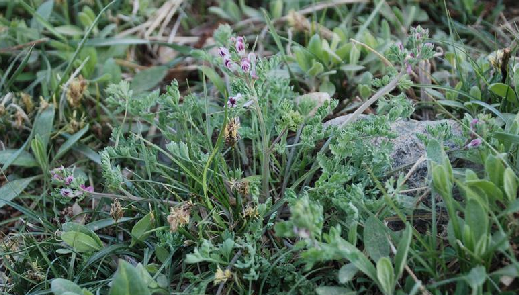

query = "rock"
[
  {"left": 325, "top": 115, "right": 463, "bottom": 190},
  {"left": 296, "top": 92, "right": 331, "bottom": 117}
]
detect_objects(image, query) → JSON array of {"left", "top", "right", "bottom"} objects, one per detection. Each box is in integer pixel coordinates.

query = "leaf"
[
  {"left": 103, "top": 58, "right": 122, "bottom": 83},
  {"left": 308, "top": 34, "right": 323, "bottom": 59},
  {"left": 130, "top": 212, "right": 154, "bottom": 246},
  {"left": 394, "top": 225, "right": 412, "bottom": 279},
  {"left": 364, "top": 216, "right": 390, "bottom": 262},
  {"left": 109, "top": 260, "right": 151, "bottom": 295},
  {"left": 0, "top": 177, "right": 36, "bottom": 208},
  {"left": 51, "top": 278, "right": 83, "bottom": 295},
  {"left": 62, "top": 222, "right": 103, "bottom": 246},
  {"left": 315, "top": 286, "right": 355, "bottom": 295},
  {"left": 54, "top": 125, "right": 89, "bottom": 162},
  {"left": 465, "top": 199, "right": 488, "bottom": 242},
  {"left": 504, "top": 168, "right": 518, "bottom": 201},
  {"left": 131, "top": 66, "right": 168, "bottom": 93},
  {"left": 34, "top": 105, "right": 55, "bottom": 149},
  {"left": 489, "top": 83, "right": 518, "bottom": 103},
  {"left": 465, "top": 266, "right": 487, "bottom": 290},
  {"left": 338, "top": 263, "right": 358, "bottom": 284},
  {"left": 335, "top": 238, "right": 378, "bottom": 282},
  {"left": 0, "top": 149, "right": 38, "bottom": 167},
  {"left": 495, "top": 132, "right": 519, "bottom": 144},
  {"left": 485, "top": 155, "right": 505, "bottom": 188},
  {"left": 61, "top": 231, "right": 102, "bottom": 253},
  {"left": 376, "top": 257, "right": 395, "bottom": 295},
  {"left": 200, "top": 66, "right": 226, "bottom": 96},
  {"left": 425, "top": 88, "right": 445, "bottom": 100}
]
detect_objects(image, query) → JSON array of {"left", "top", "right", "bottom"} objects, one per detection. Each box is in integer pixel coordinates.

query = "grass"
[{"left": 1, "top": 0, "right": 519, "bottom": 294}]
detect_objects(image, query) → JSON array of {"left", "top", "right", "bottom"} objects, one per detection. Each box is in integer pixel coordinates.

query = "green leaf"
[
  {"left": 0, "top": 177, "right": 36, "bottom": 208},
  {"left": 0, "top": 149, "right": 38, "bottom": 167},
  {"left": 394, "top": 225, "right": 412, "bottom": 279},
  {"left": 308, "top": 34, "right": 323, "bottom": 60},
  {"left": 485, "top": 155, "right": 505, "bottom": 188},
  {"left": 130, "top": 212, "right": 154, "bottom": 246},
  {"left": 465, "top": 266, "right": 487, "bottom": 290},
  {"left": 338, "top": 263, "right": 358, "bottom": 284},
  {"left": 61, "top": 231, "right": 102, "bottom": 253},
  {"left": 54, "top": 125, "right": 89, "bottom": 162},
  {"left": 335, "top": 238, "right": 378, "bottom": 282},
  {"left": 495, "top": 132, "right": 519, "bottom": 144},
  {"left": 364, "top": 216, "right": 390, "bottom": 262},
  {"left": 62, "top": 222, "right": 103, "bottom": 246},
  {"left": 307, "top": 61, "right": 324, "bottom": 76},
  {"left": 504, "top": 168, "right": 518, "bottom": 201},
  {"left": 103, "top": 58, "right": 122, "bottom": 83},
  {"left": 109, "top": 260, "right": 151, "bottom": 295},
  {"left": 315, "top": 286, "right": 355, "bottom": 295},
  {"left": 489, "top": 83, "right": 517, "bottom": 102},
  {"left": 51, "top": 278, "right": 83, "bottom": 295},
  {"left": 34, "top": 105, "right": 55, "bottom": 149},
  {"left": 200, "top": 66, "right": 226, "bottom": 96},
  {"left": 376, "top": 257, "right": 395, "bottom": 295},
  {"left": 131, "top": 66, "right": 168, "bottom": 93},
  {"left": 465, "top": 199, "right": 488, "bottom": 242}
]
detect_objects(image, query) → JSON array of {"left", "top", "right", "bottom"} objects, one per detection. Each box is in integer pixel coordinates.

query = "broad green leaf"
[
  {"left": 307, "top": 61, "right": 324, "bottom": 76},
  {"left": 338, "top": 263, "right": 358, "bottom": 284},
  {"left": 34, "top": 105, "right": 55, "bottom": 149},
  {"left": 130, "top": 212, "right": 154, "bottom": 246},
  {"left": 364, "top": 216, "right": 390, "bottom": 262},
  {"left": 51, "top": 278, "right": 83, "bottom": 295},
  {"left": 485, "top": 155, "right": 505, "bottom": 188},
  {"left": 62, "top": 222, "right": 103, "bottom": 246},
  {"left": 335, "top": 237, "right": 377, "bottom": 282},
  {"left": 103, "top": 58, "right": 121, "bottom": 83},
  {"left": 55, "top": 25, "right": 84, "bottom": 36},
  {"left": 376, "top": 257, "right": 395, "bottom": 295},
  {"left": 308, "top": 34, "right": 323, "bottom": 59},
  {"left": 489, "top": 83, "right": 517, "bottom": 103},
  {"left": 61, "top": 231, "right": 102, "bottom": 253},
  {"left": 315, "top": 286, "right": 355, "bottom": 295},
  {"left": 504, "top": 168, "right": 518, "bottom": 201},
  {"left": 465, "top": 199, "right": 488, "bottom": 242},
  {"left": 465, "top": 266, "right": 487, "bottom": 290},
  {"left": 200, "top": 66, "right": 226, "bottom": 96},
  {"left": 54, "top": 124, "right": 89, "bottom": 162},
  {"left": 0, "top": 177, "right": 36, "bottom": 208},
  {"left": 131, "top": 66, "right": 168, "bottom": 93},
  {"left": 0, "top": 149, "right": 38, "bottom": 167},
  {"left": 495, "top": 132, "right": 519, "bottom": 144},
  {"left": 394, "top": 225, "right": 412, "bottom": 279},
  {"left": 109, "top": 260, "right": 151, "bottom": 295}
]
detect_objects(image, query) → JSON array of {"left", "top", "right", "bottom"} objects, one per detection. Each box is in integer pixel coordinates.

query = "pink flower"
[
  {"left": 470, "top": 118, "right": 479, "bottom": 128},
  {"left": 467, "top": 138, "right": 482, "bottom": 148},
  {"left": 235, "top": 38, "right": 245, "bottom": 55},
  {"left": 224, "top": 58, "right": 233, "bottom": 69},
  {"left": 80, "top": 184, "right": 94, "bottom": 193},
  {"left": 241, "top": 58, "right": 251, "bottom": 72},
  {"left": 65, "top": 175, "right": 74, "bottom": 185},
  {"left": 218, "top": 46, "right": 229, "bottom": 57}
]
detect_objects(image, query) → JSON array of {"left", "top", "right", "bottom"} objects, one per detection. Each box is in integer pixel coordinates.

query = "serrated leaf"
[{"left": 0, "top": 177, "right": 36, "bottom": 208}]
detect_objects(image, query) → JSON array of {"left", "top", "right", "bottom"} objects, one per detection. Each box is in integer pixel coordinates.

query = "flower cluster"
[
  {"left": 387, "top": 26, "right": 435, "bottom": 74},
  {"left": 218, "top": 36, "right": 258, "bottom": 79},
  {"left": 50, "top": 166, "right": 94, "bottom": 203}
]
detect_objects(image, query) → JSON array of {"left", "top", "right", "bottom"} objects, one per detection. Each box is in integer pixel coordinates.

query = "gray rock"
[{"left": 325, "top": 115, "right": 463, "bottom": 190}]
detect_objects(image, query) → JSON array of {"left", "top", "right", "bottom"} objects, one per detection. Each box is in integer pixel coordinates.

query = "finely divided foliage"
[{"left": 1, "top": 1, "right": 519, "bottom": 295}]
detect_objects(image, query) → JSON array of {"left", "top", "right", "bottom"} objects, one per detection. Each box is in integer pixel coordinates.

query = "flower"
[
  {"left": 235, "top": 37, "right": 245, "bottom": 55},
  {"left": 240, "top": 58, "right": 251, "bottom": 72},
  {"left": 396, "top": 41, "right": 404, "bottom": 51},
  {"left": 406, "top": 63, "right": 412, "bottom": 74},
  {"left": 80, "top": 184, "right": 94, "bottom": 193},
  {"left": 167, "top": 202, "right": 192, "bottom": 232},
  {"left": 470, "top": 118, "right": 479, "bottom": 129},
  {"left": 65, "top": 175, "right": 74, "bottom": 185},
  {"left": 467, "top": 138, "right": 482, "bottom": 148},
  {"left": 227, "top": 94, "right": 242, "bottom": 108},
  {"left": 60, "top": 188, "right": 73, "bottom": 197},
  {"left": 218, "top": 46, "right": 229, "bottom": 57},
  {"left": 214, "top": 266, "right": 232, "bottom": 285}
]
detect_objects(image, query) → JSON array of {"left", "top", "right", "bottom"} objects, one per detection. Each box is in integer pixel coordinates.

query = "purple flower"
[
  {"left": 80, "top": 184, "right": 94, "bottom": 193},
  {"left": 65, "top": 175, "right": 74, "bottom": 185},
  {"left": 424, "top": 42, "right": 433, "bottom": 48},
  {"left": 467, "top": 138, "right": 482, "bottom": 149},
  {"left": 227, "top": 94, "right": 242, "bottom": 108},
  {"left": 60, "top": 188, "right": 73, "bottom": 197},
  {"left": 235, "top": 37, "right": 245, "bottom": 55},
  {"left": 396, "top": 41, "right": 404, "bottom": 51},
  {"left": 224, "top": 57, "right": 233, "bottom": 69},
  {"left": 218, "top": 46, "right": 229, "bottom": 57},
  {"left": 241, "top": 58, "right": 251, "bottom": 72},
  {"left": 406, "top": 63, "right": 412, "bottom": 74},
  {"left": 470, "top": 118, "right": 479, "bottom": 128}
]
